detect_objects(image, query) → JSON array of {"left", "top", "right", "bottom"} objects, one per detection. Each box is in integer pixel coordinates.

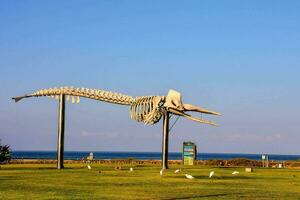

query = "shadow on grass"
[
  {"left": 0, "top": 166, "right": 85, "bottom": 171},
  {"left": 162, "top": 192, "right": 243, "bottom": 200},
  {"left": 171, "top": 175, "right": 253, "bottom": 179},
  {"left": 0, "top": 176, "right": 25, "bottom": 181},
  {"left": 216, "top": 176, "right": 253, "bottom": 180}
]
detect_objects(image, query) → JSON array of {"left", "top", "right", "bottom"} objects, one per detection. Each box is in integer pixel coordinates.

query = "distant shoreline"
[
  {"left": 11, "top": 151, "right": 300, "bottom": 161},
  {"left": 12, "top": 150, "right": 300, "bottom": 155}
]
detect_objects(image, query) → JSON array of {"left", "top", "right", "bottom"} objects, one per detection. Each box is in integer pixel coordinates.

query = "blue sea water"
[{"left": 11, "top": 151, "right": 300, "bottom": 161}]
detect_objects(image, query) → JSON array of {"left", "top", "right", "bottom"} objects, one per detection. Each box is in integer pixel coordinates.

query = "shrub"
[{"left": 0, "top": 144, "right": 11, "bottom": 163}]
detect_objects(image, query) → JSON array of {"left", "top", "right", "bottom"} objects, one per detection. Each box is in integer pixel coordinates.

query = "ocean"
[{"left": 11, "top": 151, "right": 300, "bottom": 161}]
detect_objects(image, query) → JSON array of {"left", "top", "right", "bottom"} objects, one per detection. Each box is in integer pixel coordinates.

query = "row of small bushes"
[{"left": 8, "top": 157, "right": 300, "bottom": 168}]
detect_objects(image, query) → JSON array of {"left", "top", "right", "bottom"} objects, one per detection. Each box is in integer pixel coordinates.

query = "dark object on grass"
[
  {"left": 98, "top": 170, "right": 101, "bottom": 173},
  {"left": 115, "top": 166, "right": 122, "bottom": 170},
  {"left": 0, "top": 143, "right": 11, "bottom": 163}
]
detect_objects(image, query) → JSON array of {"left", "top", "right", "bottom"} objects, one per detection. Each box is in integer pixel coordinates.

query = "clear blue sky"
[{"left": 0, "top": 1, "right": 299, "bottom": 154}]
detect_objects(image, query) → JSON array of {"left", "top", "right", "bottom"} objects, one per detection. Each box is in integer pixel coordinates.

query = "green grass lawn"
[{"left": 1, "top": 163, "right": 300, "bottom": 199}]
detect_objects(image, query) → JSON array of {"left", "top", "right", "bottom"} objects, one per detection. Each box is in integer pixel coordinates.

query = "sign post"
[
  {"left": 262, "top": 154, "right": 269, "bottom": 168},
  {"left": 182, "top": 142, "right": 197, "bottom": 165}
]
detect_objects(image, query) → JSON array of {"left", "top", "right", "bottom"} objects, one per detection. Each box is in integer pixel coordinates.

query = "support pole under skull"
[
  {"left": 57, "top": 94, "right": 65, "bottom": 169},
  {"left": 162, "top": 112, "right": 169, "bottom": 170}
]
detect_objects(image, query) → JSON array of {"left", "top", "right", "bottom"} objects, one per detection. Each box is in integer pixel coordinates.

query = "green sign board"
[{"left": 182, "top": 142, "right": 197, "bottom": 165}]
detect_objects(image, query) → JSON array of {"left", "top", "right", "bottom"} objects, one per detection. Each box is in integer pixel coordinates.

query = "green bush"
[{"left": 0, "top": 143, "right": 11, "bottom": 163}]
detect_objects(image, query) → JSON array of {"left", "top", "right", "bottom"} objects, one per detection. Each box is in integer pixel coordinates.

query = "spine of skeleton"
[{"left": 12, "top": 87, "right": 134, "bottom": 106}]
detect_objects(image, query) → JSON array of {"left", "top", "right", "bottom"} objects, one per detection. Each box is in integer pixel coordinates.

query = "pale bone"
[
  {"left": 12, "top": 87, "right": 220, "bottom": 125},
  {"left": 183, "top": 104, "right": 221, "bottom": 116}
]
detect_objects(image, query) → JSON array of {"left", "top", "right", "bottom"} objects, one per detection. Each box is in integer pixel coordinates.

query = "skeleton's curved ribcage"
[{"left": 130, "top": 96, "right": 165, "bottom": 124}]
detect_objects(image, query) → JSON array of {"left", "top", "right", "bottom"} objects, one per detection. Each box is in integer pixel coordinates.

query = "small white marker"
[
  {"left": 160, "top": 169, "right": 164, "bottom": 176},
  {"left": 185, "top": 174, "right": 194, "bottom": 179},
  {"left": 209, "top": 171, "right": 214, "bottom": 178}
]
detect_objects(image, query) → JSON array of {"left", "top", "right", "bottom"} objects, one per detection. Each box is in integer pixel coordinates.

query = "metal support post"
[
  {"left": 162, "top": 112, "right": 169, "bottom": 170},
  {"left": 57, "top": 94, "right": 65, "bottom": 169}
]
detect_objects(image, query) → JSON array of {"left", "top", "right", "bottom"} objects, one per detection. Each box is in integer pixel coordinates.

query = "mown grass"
[{"left": 0, "top": 163, "right": 300, "bottom": 199}]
